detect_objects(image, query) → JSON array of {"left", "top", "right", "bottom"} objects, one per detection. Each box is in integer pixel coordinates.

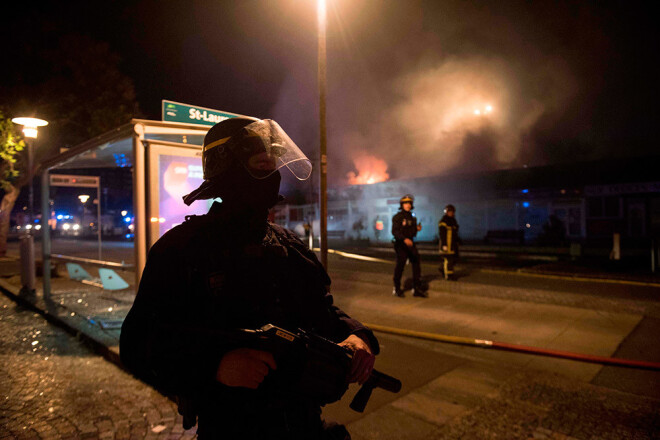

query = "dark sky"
[{"left": 4, "top": 0, "right": 658, "bottom": 186}]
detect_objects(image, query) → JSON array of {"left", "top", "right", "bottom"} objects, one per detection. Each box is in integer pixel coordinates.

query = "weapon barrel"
[{"left": 371, "top": 369, "right": 402, "bottom": 393}]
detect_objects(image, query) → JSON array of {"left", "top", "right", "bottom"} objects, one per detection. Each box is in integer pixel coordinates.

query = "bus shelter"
[{"left": 38, "top": 119, "right": 214, "bottom": 298}]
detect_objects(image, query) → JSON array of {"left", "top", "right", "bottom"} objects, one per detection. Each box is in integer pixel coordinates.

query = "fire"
[{"left": 346, "top": 154, "right": 389, "bottom": 185}]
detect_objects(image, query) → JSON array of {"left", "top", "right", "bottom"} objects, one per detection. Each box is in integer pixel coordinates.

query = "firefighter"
[
  {"left": 438, "top": 204, "right": 460, "bottom": 280},
  {"left": 391, "top": 194, "right": 427, "bottom": 298}
]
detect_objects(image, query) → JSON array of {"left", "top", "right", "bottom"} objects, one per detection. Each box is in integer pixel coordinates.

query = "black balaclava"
[{"left": 210, "top": 162, "right": 282, "bottom": 215}]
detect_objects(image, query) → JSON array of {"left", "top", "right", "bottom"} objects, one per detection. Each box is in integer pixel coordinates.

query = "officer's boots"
[
  {"left": 392, "top": 286, "right": 405, "bottom": 298},
  {"left": 413, "top": 285, "right": 428, "bottom": 298}
]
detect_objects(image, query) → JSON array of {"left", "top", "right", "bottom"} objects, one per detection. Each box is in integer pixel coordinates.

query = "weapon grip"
[{"left": 349, "top": 380, "right": 375, "bottom": 413}]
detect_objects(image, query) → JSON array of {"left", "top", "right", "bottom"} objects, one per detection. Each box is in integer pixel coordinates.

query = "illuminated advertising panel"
[{"left": 147, "top": 141, "right": 215, "bottom": 248}]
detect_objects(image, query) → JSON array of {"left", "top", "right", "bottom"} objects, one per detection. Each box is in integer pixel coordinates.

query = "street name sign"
[{"left": 162, "top": 100, "right": 249, "bottom": 126}]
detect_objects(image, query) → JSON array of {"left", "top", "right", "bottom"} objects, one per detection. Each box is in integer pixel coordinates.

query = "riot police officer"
[
  {"left": 391, "top": 195, "right": 426, "bottom": 298},
  {"left": 438, "top": 204, "right": 460, "bottom": 280},
  {"left": 120, "top": 117, "right": 378, "bottom": 439}
]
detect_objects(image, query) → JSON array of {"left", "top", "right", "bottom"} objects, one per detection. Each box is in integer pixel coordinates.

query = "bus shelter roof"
[{"left": 39, "top": 119, "right": 210, "bottom": 171}]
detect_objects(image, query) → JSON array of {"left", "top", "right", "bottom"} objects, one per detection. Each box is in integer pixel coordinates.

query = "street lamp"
[
  {"left": 78, "top": 194, "right": 90, "bottom": 234},
  {"left": 318, "top": 0, "right": 328, "bottom": 269},
  {"left": 11, "top": 117, "right": 48, "bottom": 228}
]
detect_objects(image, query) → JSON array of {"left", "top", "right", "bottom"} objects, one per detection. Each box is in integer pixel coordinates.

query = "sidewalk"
[{"left": 0, "top": 256, "right": 128, "bottom": 364}]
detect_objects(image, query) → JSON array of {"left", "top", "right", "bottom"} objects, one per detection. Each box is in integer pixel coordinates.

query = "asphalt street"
[{"left": 1, "top": 238, "right": 660, "bottom": 438}]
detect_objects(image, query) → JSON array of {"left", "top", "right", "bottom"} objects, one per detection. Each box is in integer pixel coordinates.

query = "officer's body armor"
[
  {"left": 391, "top": 210, "right": 418, "bottom": 242},
  {"left": 121, "top": 202, "right": 377, "bottom": 438}
]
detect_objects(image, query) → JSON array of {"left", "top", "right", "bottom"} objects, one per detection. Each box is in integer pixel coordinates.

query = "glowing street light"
[
  {"left": 11, "top": 117, "right": 48, "bottom": 228},
  {"left": 11, "top": 117, "right": 48, "bottom": 139},
  {"left": 78, "top": 195, "right": 90, "bottom": 232}
]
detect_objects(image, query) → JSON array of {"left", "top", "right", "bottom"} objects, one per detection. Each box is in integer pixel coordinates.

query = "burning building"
[{"left": 273, "top": 156, "right": 660, "bottom": 248}]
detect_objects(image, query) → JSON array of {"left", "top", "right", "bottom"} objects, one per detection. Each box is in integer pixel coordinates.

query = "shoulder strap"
[{"left": 269, "top": 223, "right": 331, "bottom": 286}]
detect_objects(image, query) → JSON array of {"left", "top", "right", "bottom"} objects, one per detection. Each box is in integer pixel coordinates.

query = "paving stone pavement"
[
  {"left": 348, "top": 362, "right": 660, "bottom": 440},
  {"left": 0, "top": 293, "right": 198, "bottom": 439}
]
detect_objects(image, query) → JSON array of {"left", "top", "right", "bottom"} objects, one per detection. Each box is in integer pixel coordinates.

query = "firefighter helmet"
[
  {"left": 444, "top": 204, "right": 456, "bottom": 213},
  {"left": 400, "top": 194, "right": 414, "bottom": 209}
]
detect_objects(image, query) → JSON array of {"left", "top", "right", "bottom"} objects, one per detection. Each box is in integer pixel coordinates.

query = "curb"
[{"left": 480, "top": 268, "right": 660, "bottom": 287}]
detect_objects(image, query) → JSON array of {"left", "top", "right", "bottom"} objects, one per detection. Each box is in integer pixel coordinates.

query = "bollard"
[
  {"left": 609, "top": 232, "right": 621, "bottom": 261},
  {"left": 19, "top": 232, "right": 36, "bottom": 294},
  {"left": 569, "top": 242, "right": 582, "bottom": 260}
]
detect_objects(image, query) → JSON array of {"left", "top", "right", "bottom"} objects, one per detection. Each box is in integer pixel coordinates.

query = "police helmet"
[
  {"left": 400, "top": 194, "right": 414, "bottom": 209},
  {"left": 444, "top": 204, "right": 456, "bottom": 213},
  {"left": 183, "top": 117, "right": 312, "bottom": 205}
]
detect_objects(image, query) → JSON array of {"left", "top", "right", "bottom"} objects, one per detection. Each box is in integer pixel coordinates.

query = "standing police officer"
[
  {"left": 438, "top": 204, "right": 460, "bottom": 280},
  {"left": 120, "top": 117, "right": 378, "bottom": 439},
  {"left": 391, "top": 195, "right": 426, "bottom": 298}
]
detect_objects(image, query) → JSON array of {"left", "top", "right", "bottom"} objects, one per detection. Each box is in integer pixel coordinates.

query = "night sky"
[{"left": 3, "top": 0, "right": 658, "bottom": 187}]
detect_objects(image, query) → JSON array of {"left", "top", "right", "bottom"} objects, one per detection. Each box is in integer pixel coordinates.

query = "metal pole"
[
  {"left": 28, "top": 138, "right": 34, "bottom": 226},
  {"left": 41, "top": 171, "right": 51, "bottom": 299},
  {"left": 132, "top": 124, "right": 147, "bottom": 285},
  {"left": 97, "top": 180, "right": 102, "bottom": 260},
  {"left": 318, "top": 0, "right": 328, "bottom": 270}
]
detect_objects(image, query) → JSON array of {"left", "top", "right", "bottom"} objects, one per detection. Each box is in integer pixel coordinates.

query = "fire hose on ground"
[{"left": 365, "top": 323, "right": 660, "bottom": 371}]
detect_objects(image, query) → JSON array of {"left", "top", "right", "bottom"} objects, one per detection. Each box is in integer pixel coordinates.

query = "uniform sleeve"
[
  {"left": 282, "top": 227, "right": 381, "bottom": 355},
  {"left": 438, "top": 220, "right": 447, "bottom": 246},
  {"left": 120, "top": 237, "right": 223, "bottom": 397},
  {"left": 319, "top": 287, "right": 380, "bottom": 355},
  {"left": 391, "top": 214, "right": 405, "bottom": 241}
]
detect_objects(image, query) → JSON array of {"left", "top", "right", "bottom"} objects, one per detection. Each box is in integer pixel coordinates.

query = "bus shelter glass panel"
[
  {"left": 146, "top": 141, "right": 216, "bottom": 248},
  {"left": 48, "top": 139, "right": 135, "bottom": 266}
]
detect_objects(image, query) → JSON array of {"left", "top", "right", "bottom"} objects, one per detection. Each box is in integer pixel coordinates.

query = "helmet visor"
[{"left": 229, "top": 119, "right": 312, "bottom": 180}]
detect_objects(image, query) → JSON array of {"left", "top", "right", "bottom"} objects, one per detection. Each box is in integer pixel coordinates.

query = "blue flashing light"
[
  {"left": 113, "top": 153, "right": 131, "bottom": 168},
  {"left": 125, "top": 233, "right": 135, "bottom": 239},
  {"left": 56, "top": 215, "right": 63, "bottom": 220},
  {"left": 124, "top": 217, "right": 131, "bottom": 223},
  {"left": 34, "top": 219, "right": 39, "bottom": 223},
  {"left": 522, "top": 202, "right": 530, "bottom": 208},
  {"left": 521, "top": 189, "right": 529, "bottom": 194}
]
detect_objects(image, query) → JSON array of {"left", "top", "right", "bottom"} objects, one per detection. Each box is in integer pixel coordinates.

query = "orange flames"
[{"left": 346, "top": 154, "right": 389, "bottom": 185}]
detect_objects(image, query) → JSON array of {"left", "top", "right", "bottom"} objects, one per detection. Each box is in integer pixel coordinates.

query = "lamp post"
[
  {"left": 318, "top": 0, "right": 328, "bottom": 269},
  {"left": 11, "top": 117, "right": 48, "bottom": 228},
  {"left": 11, "top": 116, "right": 47, "bottom": 296},
  {"left": 78, "top": 194, "right": 90, "bottom": 235}
]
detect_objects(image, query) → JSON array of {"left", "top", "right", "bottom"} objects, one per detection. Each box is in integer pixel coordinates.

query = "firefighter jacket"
[
  {"left": 120, "top": 202, "right": 379, "bottom": 424},
  {"left": 391, "top": 210, "right": 418, "bottom": 243},
  {"left": 438, "top": 215, "right": 459, "bottom": 254}
]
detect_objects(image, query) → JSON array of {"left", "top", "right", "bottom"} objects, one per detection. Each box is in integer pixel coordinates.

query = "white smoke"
[{"left": 337, "top": 54, "right": 577, "bottom": 180}]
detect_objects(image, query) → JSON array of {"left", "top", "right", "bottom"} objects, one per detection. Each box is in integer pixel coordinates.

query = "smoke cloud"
[
  {"left": 268, "top": 1, "right": 615, "bottom": 188},
  {"left": 347, "top": 54, "right": 575, "bottom": 180}
]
